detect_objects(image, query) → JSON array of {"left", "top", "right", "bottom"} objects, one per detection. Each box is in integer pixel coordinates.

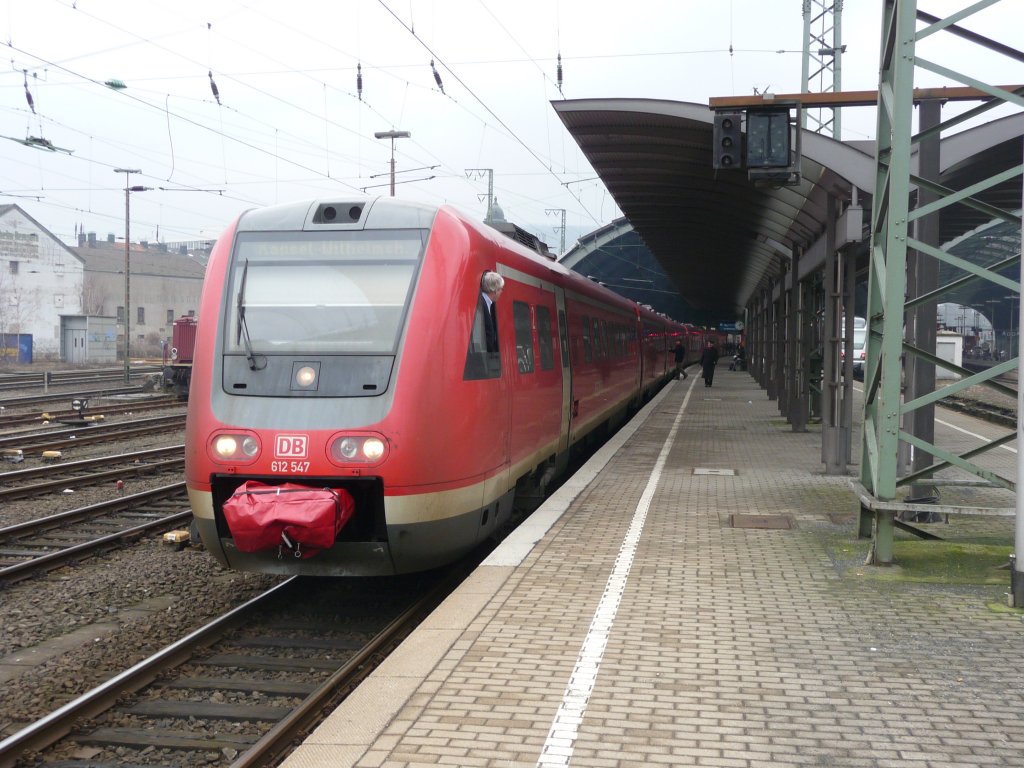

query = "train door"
[{"left": 555, "top": 287, "right": 571, "bottom": 454}]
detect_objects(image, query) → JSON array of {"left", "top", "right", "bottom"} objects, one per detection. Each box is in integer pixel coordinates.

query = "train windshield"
[{"left": 226, "top": 229, "right": 426, "bottom": 355}]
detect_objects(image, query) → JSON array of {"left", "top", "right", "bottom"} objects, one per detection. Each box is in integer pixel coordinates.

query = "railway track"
[
  {"left": 0, "top": 482, "right": 190, "bottom": 584},
  {"left": 0, "top": 367, "right": 160, "bottom": 393},
  {"left": 0, "top": 386, "right": 149, "bottom": 411},
  {"left": 0, "top": 397, "right": 181, "bottom": 431},
  {"left": 0, "top": 572, "right": 461, "bottom": 768},
  {"left": 0, "top": 414, "right": 185, "bottom": 455},
  {"left": 941, "top": 393, "right": 1016, "bottom": 428},
  {"left": 0, "top": 445, "right": 184, "bottom": 500}
]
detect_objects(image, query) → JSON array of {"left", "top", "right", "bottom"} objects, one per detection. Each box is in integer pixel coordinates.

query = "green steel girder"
[
  {"left": 898, "top": 429, "right": 1014, "bottom": 491},
  {"left": 900, "top": 430, "right": 1018, "bottom": 489},
  {"left": 860, "top": 0, "right": 1021, "bottom": 566},
  {"left": 906, "top": 253, "right": 1020, "bottom": 310},
  {"left": 908, "top": 166, "right": 1024, "bottom": 226},
  {"left": 906, "top": 236, "right": 1021, "bottom": 293}
]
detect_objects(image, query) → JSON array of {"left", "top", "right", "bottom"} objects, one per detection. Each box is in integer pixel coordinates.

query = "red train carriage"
[
  {"left": 184, "top": 197, "right": 683, "bottom": 576},
  {"left": 162, "top": 315, "right": 197, "bottom": 399}
]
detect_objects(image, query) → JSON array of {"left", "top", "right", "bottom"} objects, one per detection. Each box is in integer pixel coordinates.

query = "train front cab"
[{"left": 186, "top": 201, "right": 579, "bottom": 576}]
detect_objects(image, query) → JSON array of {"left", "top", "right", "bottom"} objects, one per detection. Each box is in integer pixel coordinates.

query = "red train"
[
  {"left": 161, "top": 316, "right": 197, "bottom": 399},
  {"left": 184, "top": 197, "right": 695, "bottom": 576}
]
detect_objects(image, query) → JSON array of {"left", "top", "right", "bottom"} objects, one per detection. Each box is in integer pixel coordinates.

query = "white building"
[
  {"left": 70, "top": 233, "right": 207, "bottom": 358},
  {"left": 0, "top": 204, "right": 208, "bottom": 364},
  {"left": 0, "top": 204, "right": 85, "bottom": 360}
]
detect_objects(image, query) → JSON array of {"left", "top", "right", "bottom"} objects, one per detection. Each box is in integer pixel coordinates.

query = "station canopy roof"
[{"left": 553, "top": 98, "right": 1023, "bottom": 324}]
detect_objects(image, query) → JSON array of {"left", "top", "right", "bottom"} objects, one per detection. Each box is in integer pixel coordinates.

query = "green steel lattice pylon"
[{"left": 859, "top": 0, "right": 1023, "bottom": 566}]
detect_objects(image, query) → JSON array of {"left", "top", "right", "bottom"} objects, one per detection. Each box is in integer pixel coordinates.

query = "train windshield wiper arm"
[{"left": 236, "top": 259, "right": 266, "bottom": 371}]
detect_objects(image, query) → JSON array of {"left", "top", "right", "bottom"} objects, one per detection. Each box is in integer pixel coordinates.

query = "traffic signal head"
[{"left": 713, "top": 112, "right": 742, "bottom": 169}]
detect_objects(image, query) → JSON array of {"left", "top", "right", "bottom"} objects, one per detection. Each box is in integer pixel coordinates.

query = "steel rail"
[
  {"left": 0, "top": 444, "right": 183, "bottom": 484},
  {"left": 0, "top": 456, "right": 183, "bottom": 500},
  {"left": 231, "top": 574, "right": 461, "bottom": 768},
  {"left": 0, "top": 483, "right": 190, "bottom": 583},
  {"left": 0, "top": 579, "right": 298, "bottom": 768},
  {"left": 0, "top": 414, "right": 185, "bottom": 452}
]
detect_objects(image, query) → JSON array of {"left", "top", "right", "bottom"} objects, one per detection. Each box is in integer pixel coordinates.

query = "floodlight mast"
[
  {"left": 374, "top": 130, "right": 411, "bottom": 196},
  {"left": 113, "top": 168, "right": 145, "bottom": 384}
]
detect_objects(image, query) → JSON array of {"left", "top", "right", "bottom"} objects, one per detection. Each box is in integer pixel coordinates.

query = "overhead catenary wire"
[
  {"left": 0, "top": 0, "right": 795, "bottom": 237},
  {"left": 375, "top": 0, "right": 601, "bottom": 225}
]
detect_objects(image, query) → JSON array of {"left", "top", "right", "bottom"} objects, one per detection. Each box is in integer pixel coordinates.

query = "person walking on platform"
[
  {"left": 673, "top": 340, "right": 687, "bottom": 379},
  {"left": 700, "top": 340, "right": 719, "bottom": 387}
]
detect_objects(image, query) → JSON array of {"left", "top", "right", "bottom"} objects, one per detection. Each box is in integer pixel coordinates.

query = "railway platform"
[{"left": 282, "top": 369, "right": 1023, "bottom": 768}]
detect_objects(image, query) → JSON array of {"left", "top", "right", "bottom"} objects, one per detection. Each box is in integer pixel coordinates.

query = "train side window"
[
  {"left": 592, "top": 318, "right": 602, "bottom": 359},
  {"left": 513, "top": 301, "right": 534, "bottom": 374},
  {"left": 463, "top": 296, "right": 501, "bottom": 381},
  {"left": 536, "top": 306, "right": 554, "bottom": 371},
  {"left": 557, "top": 309, "right": 569, "bottom": 367},
  {"left": 581, "top": 315, "right": 592, "bottom": 363}
]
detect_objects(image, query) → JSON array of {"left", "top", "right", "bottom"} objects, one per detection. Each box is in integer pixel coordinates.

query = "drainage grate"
[
  {"left": 693, "top": 467, "right": 736, "bottom": 476},
  {"left": 730, "top": 514, "right": 792, "bottom": 529}
]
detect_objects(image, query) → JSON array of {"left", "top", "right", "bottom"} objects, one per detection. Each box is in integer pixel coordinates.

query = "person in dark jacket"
[
  {"left": 479, "top": 271, "right": 504, "bottom": 353},
  {"left": 700, "top": 341, "right": 719, "bottom": 387},
  {"left": 673, "top": 341, "right": 687, "bottom": 379}
]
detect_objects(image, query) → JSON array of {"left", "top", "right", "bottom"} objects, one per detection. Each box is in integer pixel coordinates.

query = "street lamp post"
[
  {"left": 373, "top": 130, "right": 411, "bottom": 196},
  {"left": 113, "top": 169, "right": 150, "bottom": 383}
]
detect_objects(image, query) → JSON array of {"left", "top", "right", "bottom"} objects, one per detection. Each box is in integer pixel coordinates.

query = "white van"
[
  {"left": 851, "top": 325, "right": 867, "bottom": 377},
  {"left": 840, "top": 317, "right": 867, "bottom": 377}
]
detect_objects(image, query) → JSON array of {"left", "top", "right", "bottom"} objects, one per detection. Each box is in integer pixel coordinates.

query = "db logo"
[{"left": 275, "top": 435, "right": 308, "bottom": 458}]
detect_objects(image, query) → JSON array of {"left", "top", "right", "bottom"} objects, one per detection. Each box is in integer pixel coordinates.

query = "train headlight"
[
  {"left": 291, "top": 362, "right": 320, "bottom": 391},
  {"left": 363, "top": 438, "right": 385, "bottom": 460},
  {"left": 211, "top": 432, "right": 261, "bottom": 463},
  {"left": 329, "top": 433, "right": 389, "bottom": 466},
  {"left": 214, "top": 435, "right": 238, "bottom": 457}
]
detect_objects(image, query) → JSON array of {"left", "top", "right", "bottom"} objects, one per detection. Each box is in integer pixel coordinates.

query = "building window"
[
  {"left": 167, "top": 309, "right": 174, "bottom": 324},
  {"left": 117, "top": 306, "right": 125, "bottom": 323},
  {"left": 188, "top": 310, "right": 195, "bottom": 317},
  {"left": 9, "top": 261, "right": 17, "bottom": 274},
  {"left": 137, "top": 306, "right": 145, "bottom": 324}
]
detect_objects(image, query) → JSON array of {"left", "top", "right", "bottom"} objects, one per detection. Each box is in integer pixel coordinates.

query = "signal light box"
[{"left": 712, "top": 112, "right": 743, "bottom": 169}]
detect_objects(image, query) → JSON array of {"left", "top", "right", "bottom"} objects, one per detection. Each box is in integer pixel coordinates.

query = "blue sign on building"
[{"left": 1, "top": 334, "right": 33, "bottom": 363}]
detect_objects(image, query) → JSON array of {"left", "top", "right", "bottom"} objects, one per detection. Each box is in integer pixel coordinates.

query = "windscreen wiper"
[{"left": 236, "top": 259, "right": 266, "bottom": 371}]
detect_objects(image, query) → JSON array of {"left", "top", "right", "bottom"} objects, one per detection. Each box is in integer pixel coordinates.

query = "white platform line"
[
  {"left": 935, "top": 417, "right": 1018, "bottom": 454},
  {"left": 536, "top": 381, "right": 694, "bottom": 767}
]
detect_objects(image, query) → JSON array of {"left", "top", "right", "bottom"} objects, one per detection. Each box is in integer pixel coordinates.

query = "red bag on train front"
[{"left": 222, "top": 481, "right": 354, "bottom": 558}]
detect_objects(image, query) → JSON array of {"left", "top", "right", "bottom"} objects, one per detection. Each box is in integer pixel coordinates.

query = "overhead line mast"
[{"left": 801, "top": 0, "right": 845, "bottom": 138}]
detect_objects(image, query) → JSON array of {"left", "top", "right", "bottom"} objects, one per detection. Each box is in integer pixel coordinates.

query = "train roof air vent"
[{"left": 313, "top": 203, "right": 364, "bottom": 224}]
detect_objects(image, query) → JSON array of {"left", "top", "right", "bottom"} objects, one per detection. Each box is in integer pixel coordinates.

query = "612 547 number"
[{"left": 271, "top": 460, "right": 310, "bottom": 473}]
